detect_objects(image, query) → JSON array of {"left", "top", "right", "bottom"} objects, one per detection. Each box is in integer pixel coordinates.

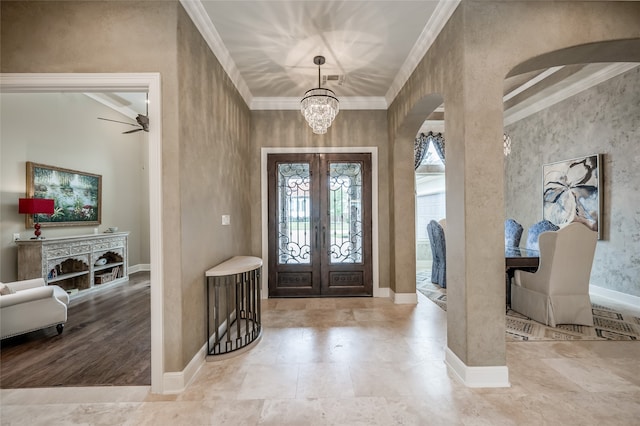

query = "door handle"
[
  {"left": 315, "top": 225, "right": 318, "bottom": 249},
  {"left": 323, "top": 226, "right": 326, "bottom": 247}
]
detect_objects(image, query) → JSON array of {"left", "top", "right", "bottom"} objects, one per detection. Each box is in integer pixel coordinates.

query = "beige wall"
[
  {"left": 176, "top": 6, "right": 253, "bottom": 365},
  {"left": 249, "top": 110, "right": 391, "bottom": 290},
  {"left": 0, "top": 93, "right": 148, "bottom": 281},
  {"left": 389, "top": 1, "right": 640, "bottom": 367},
  {"left": 1, "top": 1, "right": 252, "bottom": 372}
]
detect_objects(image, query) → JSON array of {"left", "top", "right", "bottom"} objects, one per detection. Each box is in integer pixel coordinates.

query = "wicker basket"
[{"left": 95, "top": 267, "right": 120, "bottom": 284}]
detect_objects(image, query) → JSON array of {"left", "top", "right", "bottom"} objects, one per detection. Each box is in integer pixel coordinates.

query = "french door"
[{"left": 267, "top": 153, "right": 372, "bottom": 297}]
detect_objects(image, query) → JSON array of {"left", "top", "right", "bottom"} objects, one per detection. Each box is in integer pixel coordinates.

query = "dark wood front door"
[{"left": 267, "top": 153, "right": 372, "bottom": 297}]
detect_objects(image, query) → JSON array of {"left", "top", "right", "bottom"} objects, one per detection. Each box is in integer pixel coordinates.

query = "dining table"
[{"left": 505, "top": 246, "right": 540, "bottom": 309}]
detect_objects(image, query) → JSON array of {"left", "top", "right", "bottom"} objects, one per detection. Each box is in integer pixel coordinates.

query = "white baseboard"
[
  {"left": 129, "top": 263, "right": 151, "bottom": 274},
  {"left": 375, "top": 286, "right": 390, "bottom": 298},
  {"left": 161, "top": 312, "right": 236, "bottom": 394},
  {"left": 162, "top": 340, "right": 206, "bottom": 394},
  {"left": 445, "top": 348, "right": 510, "bottom": 388},
  {"left": 390, "top": 289, "right": 418, "bottom": 304},
  {"left": 590, "top": 285, "right": 640, "bottom": 309}
]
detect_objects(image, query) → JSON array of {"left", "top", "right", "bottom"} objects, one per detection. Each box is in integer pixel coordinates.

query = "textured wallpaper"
[{"left": 505, "top": 67, "right": 640, "bottom": 297}]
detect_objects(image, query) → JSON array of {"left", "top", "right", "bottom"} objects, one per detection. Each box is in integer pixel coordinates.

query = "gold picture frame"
[{"left": 26, "top": 162, "right": 102, "bottom": 228}]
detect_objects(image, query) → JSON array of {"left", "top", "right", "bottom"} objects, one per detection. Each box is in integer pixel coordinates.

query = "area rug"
[{"left": 416, "top": 272, "right": 640, "bottom": 341}]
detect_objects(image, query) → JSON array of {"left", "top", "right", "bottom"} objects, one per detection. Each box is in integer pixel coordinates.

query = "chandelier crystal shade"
[
  {"left": 503, "top": 133, "right": 512, "bottom": 156},
  {"left": 301, "top": 56, "right": 339, "bottom": 135}
]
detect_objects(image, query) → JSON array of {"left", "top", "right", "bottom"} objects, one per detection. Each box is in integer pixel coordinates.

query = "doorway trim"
[
  {"left": 0, "top": 73, "right": 165, "bottom": 393},
  {"left": 261, "top": 147, "right": 380, "bottom": 298}
]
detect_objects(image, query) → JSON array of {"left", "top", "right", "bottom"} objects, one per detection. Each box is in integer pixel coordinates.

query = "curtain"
[
  {"left": 414, "top": 131, "right": 445, "bottom": 170},
  {"left": 414, "top": 133, "right": 430, "bottom": 170},
  {"left": 430, "top": 132, "right": 445, "bottom": 164}
]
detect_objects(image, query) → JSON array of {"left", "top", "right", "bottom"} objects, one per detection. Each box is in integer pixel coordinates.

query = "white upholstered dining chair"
[{"left": 511, "top": 222, "right": 597, "bottom": 327}]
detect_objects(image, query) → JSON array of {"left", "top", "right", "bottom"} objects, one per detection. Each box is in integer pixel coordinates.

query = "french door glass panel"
[
  {"left": 328, "top": 162, "right": 363, "bottom": 264},
  {"left": 277, "top": 163, "right": 311, "bottom": 265}
]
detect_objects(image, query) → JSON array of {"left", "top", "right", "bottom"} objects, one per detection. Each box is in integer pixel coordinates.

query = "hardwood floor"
[{"left": 0, "top": 272, "right": 150, "bottom": 388}]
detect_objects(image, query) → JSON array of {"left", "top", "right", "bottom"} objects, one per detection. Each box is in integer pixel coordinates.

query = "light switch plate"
[{"left": 222, "top": 215, "right": 230, "bottom": 226}]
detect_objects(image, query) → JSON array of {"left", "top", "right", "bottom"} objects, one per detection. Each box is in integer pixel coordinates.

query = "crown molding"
[
  {"left": 179, "top": 0, "right": 253, "bottom": 106},
  {"left": 504, "top": 63, "right": 638, "bottom": 126},
  {"left": 251, "top": 96, "right": 388, "bottom": 111},
  {"left": 385, "top": 0, "right": 461, "bottom": 105}
]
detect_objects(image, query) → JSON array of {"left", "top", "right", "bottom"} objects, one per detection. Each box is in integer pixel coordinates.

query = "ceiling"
[
  {"left": 184, "top": 0, "right": 456, "bottom": 109},
  {"left": 93, "top": 1, "right": 638, "bottom": 128}
]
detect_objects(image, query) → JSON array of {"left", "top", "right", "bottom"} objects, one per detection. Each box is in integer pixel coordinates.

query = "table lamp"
[{"left": 19, "top": 198, "right": 55, "bottom": 239}]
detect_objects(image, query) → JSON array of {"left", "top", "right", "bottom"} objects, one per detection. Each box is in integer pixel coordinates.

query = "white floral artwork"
[{"left": 542, "top": 154, "right": 601, "bottom": 237}]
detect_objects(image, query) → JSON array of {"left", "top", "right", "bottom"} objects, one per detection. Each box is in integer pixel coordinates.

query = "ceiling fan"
[{"left": 97, "top": 93, "right": 149, "bottom": 134}]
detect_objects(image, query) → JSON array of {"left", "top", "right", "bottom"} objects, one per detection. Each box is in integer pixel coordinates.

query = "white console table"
[{"left": 16, "top": 232, "right": 129, "bottom": 297}]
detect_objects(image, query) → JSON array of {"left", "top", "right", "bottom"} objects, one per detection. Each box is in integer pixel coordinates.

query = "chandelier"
[{"left": 301, "top": 56, "right": 339, "bottom": 134}]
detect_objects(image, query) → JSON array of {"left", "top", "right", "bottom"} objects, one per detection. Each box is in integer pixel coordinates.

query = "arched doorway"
[{"left": 388, "top": 2, "right": 640, "bottom": 388}]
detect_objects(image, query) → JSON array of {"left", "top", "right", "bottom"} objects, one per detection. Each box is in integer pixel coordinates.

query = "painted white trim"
[
  {"left": 504, "top": 63, "right": 639, "bottom": 126},
  {"left": 129, "top": 263, "right": 152, "bottom": 274},
  {"left": 162, "top": 344, "right": 205, "bottom": 394},
  {"left": 147, "top": 75, "right": 165, "bottom": 396},
  {"left": 179, "top": 0, "right": 253, "bottom": 106},
  {"left": 391, "top": 290, "right": 418, "bottom": 305},
  {"left": 590, "top": 285, "right": 640, "bottom": 310},
  {"left": 385, "top": 0, "right": 461, "bottom": 105},
  {"left": 162, "top": 314, "right": 263, "bottom": 393},
  {"left": 1, "top": 72, "right": 165, "bottom": 395},
  {"left": 0, "top": 73, "right": 156, "bottom": 92},
  {"left": 375, "top": 286, "right": 391, "bottom": 299},
  {"left": 251, "top": 96, "right": 388, "bottom": 111},
  {"left": 261, "top": 147, "right": 380, "bottom": 298},
  {"left": 445, "top": 348, "right": 510, "bottom": 388}
]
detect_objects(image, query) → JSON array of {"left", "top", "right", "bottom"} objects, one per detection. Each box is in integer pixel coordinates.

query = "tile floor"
[{"left": 2, "top": 293, "right": 639, "bottom": 425}]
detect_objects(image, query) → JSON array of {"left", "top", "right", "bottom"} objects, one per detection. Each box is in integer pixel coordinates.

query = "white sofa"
[{"left": 0, "top": 278, "right": 69, "bottom": 339}]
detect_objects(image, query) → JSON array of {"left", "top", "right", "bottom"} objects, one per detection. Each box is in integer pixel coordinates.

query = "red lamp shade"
[
  {"left": 19, "top": 198, "right": 54, "bottom": 239},
  {"left": 19, "top": 198, "right": 55, "bottom": 215}
]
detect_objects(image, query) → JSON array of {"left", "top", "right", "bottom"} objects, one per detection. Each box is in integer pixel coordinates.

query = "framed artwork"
[
  {"left": 542, "top": 154, "right": 602, "bottom": 238},
  {"left": 26, "top": 162, "right": 102, "bottom": 227}
]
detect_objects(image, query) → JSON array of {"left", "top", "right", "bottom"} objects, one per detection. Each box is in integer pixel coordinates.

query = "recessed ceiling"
[
  {"left": 183, "top": 0, "right": 457, "bottom": 109},
  {"left": 200, "top": 0, "right": 440, "bottom": 99},
  {"left": 184, "top": 0, "right": 638, "bottom": 119},
  {"left": 90, "top": 1, "right": 639, "bottom": 128}
]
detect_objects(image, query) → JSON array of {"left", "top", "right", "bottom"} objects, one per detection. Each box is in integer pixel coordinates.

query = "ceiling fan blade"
[
  {"left": 98, "top": 117, "right": 140, "bottom": 127},
  {"left": 122, "top": 128, "right": 143, "bottom": 134}
]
